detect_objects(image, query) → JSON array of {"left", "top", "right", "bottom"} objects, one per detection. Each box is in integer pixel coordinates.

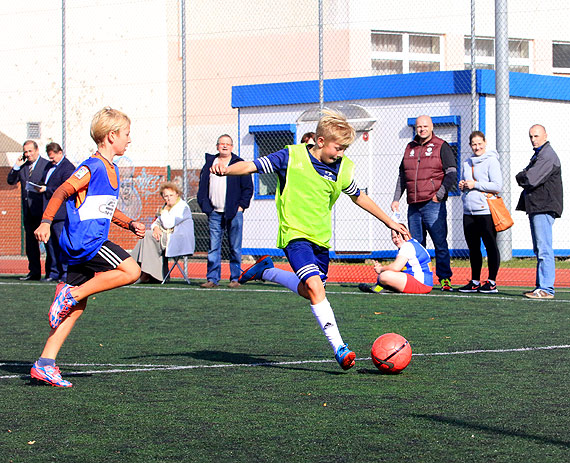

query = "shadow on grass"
[
  {"left": 413, "top": 413, "right": 570, "bottom": 448},
  {"left": 122, "top": 350, "right": 344, "bottom": 374}
]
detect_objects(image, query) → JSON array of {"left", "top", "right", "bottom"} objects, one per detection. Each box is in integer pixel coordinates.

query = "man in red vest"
[{"left": 391, "top": 115, "right": 457, "bottom": 291}]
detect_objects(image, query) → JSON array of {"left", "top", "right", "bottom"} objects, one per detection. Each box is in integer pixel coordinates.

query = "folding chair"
[{"left": 162, "top": 256, "right": 191, "bottom": 285}]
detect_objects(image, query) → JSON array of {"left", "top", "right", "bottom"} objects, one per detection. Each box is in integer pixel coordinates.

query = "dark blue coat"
[
  {"left": 42, "top": 157, "right": 76, "bottom": 222},
  {"left": 197, "top": 153, "right": 253, "bottom": 220},
  {"left": 7, "top": 156, "right": 50, "bottom": 219}
]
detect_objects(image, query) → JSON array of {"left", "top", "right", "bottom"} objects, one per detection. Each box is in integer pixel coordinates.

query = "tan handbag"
[
  {"left": 470, "top": 165, "right": 514, "bottom": 232},
  {"left": 486, "top": 194, "right": 514, "bottom": 232}
]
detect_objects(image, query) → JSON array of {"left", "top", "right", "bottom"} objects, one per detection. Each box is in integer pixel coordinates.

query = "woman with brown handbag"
[{"left": 458, "top": 131, "right": 503, "bottom": 293}]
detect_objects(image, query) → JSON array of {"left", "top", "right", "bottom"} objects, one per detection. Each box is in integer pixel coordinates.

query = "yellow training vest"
[{"left": 275, "top": 144, "right": 354, "bottom": 249}]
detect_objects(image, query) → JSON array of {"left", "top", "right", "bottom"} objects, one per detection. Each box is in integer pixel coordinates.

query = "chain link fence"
[{"left": 1, "top": 0, "right": 570, "bottom": 288}]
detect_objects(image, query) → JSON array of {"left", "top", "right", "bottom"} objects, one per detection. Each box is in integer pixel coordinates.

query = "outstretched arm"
[
  {"left": 211, "top": 160, "right": 258, "bottom": 177},
  {"left": 351, "top": 192, "right": 410, "bottom": 239}
]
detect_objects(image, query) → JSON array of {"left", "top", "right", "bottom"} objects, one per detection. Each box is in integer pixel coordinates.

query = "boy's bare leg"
[
  {"left": 69, "top": 257, "right": 141, "bottom": 302},
  {"left": 40, "top": 300, "right": 87, "bottom": 360}
]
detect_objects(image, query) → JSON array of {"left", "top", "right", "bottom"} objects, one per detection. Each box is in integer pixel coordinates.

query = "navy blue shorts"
[{"left": 283, "top": 239, "right": 329, "bottom": 283}]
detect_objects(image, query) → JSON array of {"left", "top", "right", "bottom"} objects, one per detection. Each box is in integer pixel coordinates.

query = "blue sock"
[{"left": 37, "top": 357, "right": 56, "bottom": 367}]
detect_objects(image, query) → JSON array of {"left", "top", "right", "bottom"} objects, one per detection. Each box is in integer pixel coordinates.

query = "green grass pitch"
[{"left": 1, "top": 277, "right": 568, "bottom": 462}]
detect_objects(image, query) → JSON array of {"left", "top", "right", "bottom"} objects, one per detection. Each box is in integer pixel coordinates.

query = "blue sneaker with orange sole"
[
  {"left": 30, "top": 362, "right": 73, "bottom": 387},
  {"left": 49, "top": 283, "right": 77, "bottom": 329},
  {"left": 238, "top": 256, "right": 274, "bottom": 284},
  {"left": 335, "top": 344, "right": 356, "bottom": 370}
]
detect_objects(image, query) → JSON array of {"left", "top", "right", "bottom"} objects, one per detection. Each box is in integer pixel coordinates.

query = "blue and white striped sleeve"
[
  {"left": 343, "top": 180, "right": 360, "bottom": 197},
  {"left": 252, "top": 148, "right": 289, "bottom": 176}
]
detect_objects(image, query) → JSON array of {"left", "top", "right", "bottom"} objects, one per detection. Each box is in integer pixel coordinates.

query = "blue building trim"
[
  {"left": 233, "top": 69, "right": 570, "bottom": 109},
  {"left": 249, "top": 124, "right": 297, "bottom": 133},
  {"left": 249, "top": 124, "right": 296, "bottom": 200}
]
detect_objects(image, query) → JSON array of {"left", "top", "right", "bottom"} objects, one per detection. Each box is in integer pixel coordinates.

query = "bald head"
[
  {"left": 415, "top": 115, "right": 434, "bottom": 143},
  {"left": 529, "top": 124, "right": 547, "bottom": 149}
]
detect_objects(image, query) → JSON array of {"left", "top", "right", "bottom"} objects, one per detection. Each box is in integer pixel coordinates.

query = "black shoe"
[
  {"left": 457, "top": 280, "right": 480, "bottom": 293},
  {"left": 478, "top": 281, "right": 498, "bottom": 293},
  {"left": 20, "top": 274, "right": 41, "bottom": 281},
  {"left": 358, "top": 283, "right": 383, "bottom": 294}
]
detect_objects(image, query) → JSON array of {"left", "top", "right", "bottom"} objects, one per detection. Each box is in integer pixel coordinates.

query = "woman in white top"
[{"left": 132, "top": 182, "right": 195, "bottom": 282}]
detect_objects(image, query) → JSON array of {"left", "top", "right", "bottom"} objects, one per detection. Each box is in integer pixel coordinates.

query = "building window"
[
  {"left": 553, "top": 42, "right": 570, "bottom": 74},
  {"left": 26, "top": 122, "right": 41, "bottom": 139},
  {"left": 249, "top": 124, "right": 296, "bottom": 199},
  {"left": 464, "top": 37, "right": 531, "bottom": 73},
  {"left": 371, "top": 31, "right": 442, "bottom": 75}
]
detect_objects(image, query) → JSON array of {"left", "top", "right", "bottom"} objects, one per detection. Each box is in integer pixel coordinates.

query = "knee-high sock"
[
  {"left": 262, "top": 267, "right": 300, "bottom": 295},
  {"left": 310, "top": 298, "right": 344, "bottom": 353}
]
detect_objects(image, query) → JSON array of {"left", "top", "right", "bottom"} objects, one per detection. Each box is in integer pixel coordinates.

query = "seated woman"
[
  {"left": 132, "top": 182, "right": 195, "bottom": 283},
  {"left": 359, "top": 227, "right": 433, "bottom": 294}
]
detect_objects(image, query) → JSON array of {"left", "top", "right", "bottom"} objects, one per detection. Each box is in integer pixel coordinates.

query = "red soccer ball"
[{"left": 371, "top": 333, "right": 412, "bottom": 373}]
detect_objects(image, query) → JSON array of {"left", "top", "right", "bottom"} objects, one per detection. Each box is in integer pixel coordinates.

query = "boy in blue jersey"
[
  {"left": 30, "top": 107, "right": 145, "bottom": 387},
  {"left": 211, "top": 109, "right": 408, "bottom": 371},
  {"left": 359, "top": 227, "right": 433, "bottom": 294}
]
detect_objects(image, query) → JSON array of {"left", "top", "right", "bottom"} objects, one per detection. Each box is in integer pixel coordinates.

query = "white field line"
[
  {"left": 1, "top": 345, "right": 568, "bottom": 380},
  {"left": 2, "top": 280, "right": 570, "bottom": 303}
]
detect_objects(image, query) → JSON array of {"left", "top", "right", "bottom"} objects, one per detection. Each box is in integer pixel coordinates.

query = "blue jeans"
[
  {"left": 408, "top": 200, "right": 452, "bottom": 281},
  {"left": 529, "top": 213, "right": 555, "bottom": 294},
  {"left": 206, "top": 211, "right": 243, "bottom": 284}
]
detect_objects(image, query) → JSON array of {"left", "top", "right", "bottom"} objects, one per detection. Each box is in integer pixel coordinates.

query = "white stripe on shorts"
[
  {"left": 98, "top": 245, "right": 122, "bottom": 268},
  {"left": 296, "top": 263, "right": 320, "bottom": 280}
]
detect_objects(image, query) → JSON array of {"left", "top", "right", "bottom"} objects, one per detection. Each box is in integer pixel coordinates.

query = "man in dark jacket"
[
  {"left": 38, "top": 143, "right": 75, "bottom": 281},
  {"left": 516, "top": 124, "right": 563, "bottom": 299},
  {"left": 7, "top": 140, "right": 50, "bottom": 280},
  {"left": 391, "top": 115, "right": 457, "bottom": 291},
  {"left": 197, "top": 134, "right": 253, "bottom": 288}
]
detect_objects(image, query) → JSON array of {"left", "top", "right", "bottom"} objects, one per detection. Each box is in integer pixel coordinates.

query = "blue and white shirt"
[
  {"left": 399, "top": 238, "right": 433, "bottom": 286},
  {"left": 253, "top": 146, "right": 360, "bottom": 197}
]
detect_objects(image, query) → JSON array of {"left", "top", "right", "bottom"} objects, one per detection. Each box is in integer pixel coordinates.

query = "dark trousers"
[
  {"left": 23, "top": 213, "right": 42, "bottom": 277},
  {"left": 45, "top": 220, "right": 67, "bottom": 280},
  {"left": 462, "top": 214, "right": 500, "bottom": 281}
]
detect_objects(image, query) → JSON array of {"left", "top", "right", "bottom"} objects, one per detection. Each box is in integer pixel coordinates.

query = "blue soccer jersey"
[
  {"left": 253, "top": 146, "right": 360, "bottom": 197},
  {"left": 60, "top": 156, "right": 120, "bottom": 265},
  {"left": 399, "top": 239, "right": 433, "bottom": 286}
]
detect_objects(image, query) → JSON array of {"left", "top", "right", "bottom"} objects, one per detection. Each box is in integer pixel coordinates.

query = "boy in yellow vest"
[{"left": 211, "top": 109, "right": 408, "bottom": 370}]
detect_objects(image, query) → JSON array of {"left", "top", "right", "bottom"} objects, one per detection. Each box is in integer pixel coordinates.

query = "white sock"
[
  {"left": 472, "top": 280, "right": 480, "bottom": 285},
  {"left": 310, "top": 298, "right": 344, "bottom": 353},
  {"left": 262, "top": 268, "right": 300, "bottom": 295}
]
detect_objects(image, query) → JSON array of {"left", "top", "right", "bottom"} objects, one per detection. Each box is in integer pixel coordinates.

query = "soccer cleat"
[
  {"left": 238, "top": 255, "right": 274, "bottom": 284},
  {"left": 458, "top": 280, "right": 480, "bottom": 293},
  {"left": 49, "top": 284, "right": 77, "bottom": 329},
  {"left": 440, "top": 278, "right": 453, "bottom": 292},
  {"left": 478, "top": 281, "right": 498, "bottom": 293},
  {"left": 358, "top": 283, "right": 383, "bottom": 294},
  {"left": 524, "top": 289, "right": 554, "bottom": 299},
  {"left": 335, "top": 344, "right": 356, "bottom": 370},
  {"left": 30, "top": 362, "right": 72, "bottom": 387}
]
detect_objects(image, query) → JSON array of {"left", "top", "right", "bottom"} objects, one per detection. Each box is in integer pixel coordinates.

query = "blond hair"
[
  {"left": 90, "top": 107, "right": 131, "bottom": 145},
  {"left": 159, "top": 181, "right": 183, "bottom": 198},
  {"left": 315, "top": 109, "right": 355, "bottom": 147}
]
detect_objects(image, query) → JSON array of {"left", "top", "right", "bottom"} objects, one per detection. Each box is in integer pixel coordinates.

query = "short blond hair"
[
  {"left": 315, "top": 109, "right": 355, "bottom": 147},
  {"left": 90, "top": 107, "right": 131, "bottom": 145},
  {"left": 159, "top": 181, "right": 183, "bottom": 198}
]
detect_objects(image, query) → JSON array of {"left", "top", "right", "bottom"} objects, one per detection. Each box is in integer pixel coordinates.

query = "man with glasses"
[{"left": 197, "top": 134, "right": 253, "bottom": 288}]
